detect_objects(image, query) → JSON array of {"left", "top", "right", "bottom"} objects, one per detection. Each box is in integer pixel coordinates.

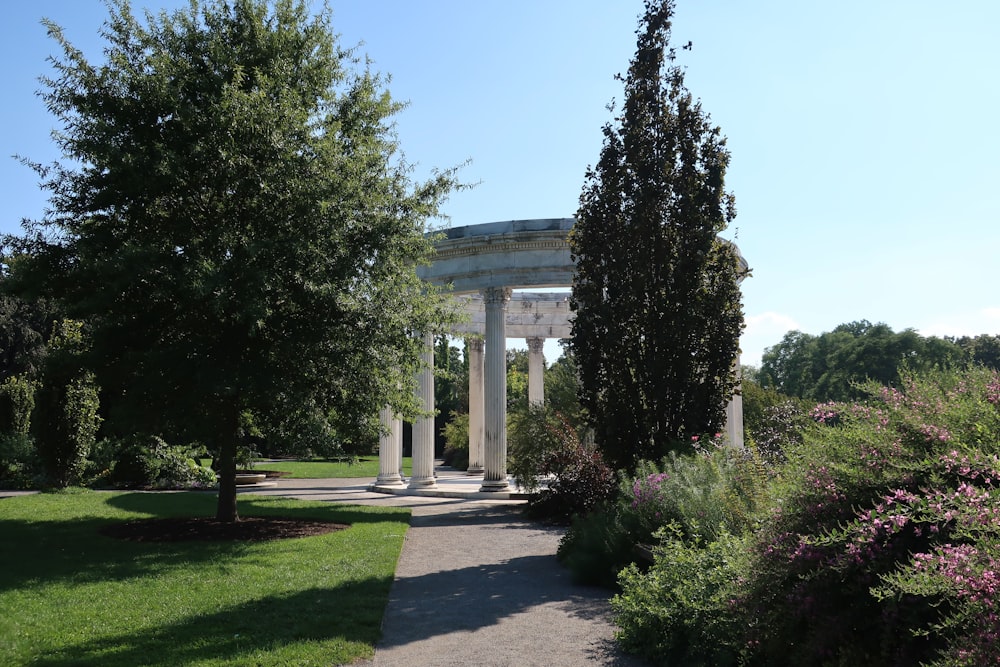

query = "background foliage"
[{"left": 757, "top": 320, "right": 997, "bottom": 402}]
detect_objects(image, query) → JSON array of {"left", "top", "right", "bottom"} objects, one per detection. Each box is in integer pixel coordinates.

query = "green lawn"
[
  {"left": 253, "top": 457, "right": 413, "bottom": 479},
  {"left": 0, "top": 489, "right": 410, "bottom": 666}
]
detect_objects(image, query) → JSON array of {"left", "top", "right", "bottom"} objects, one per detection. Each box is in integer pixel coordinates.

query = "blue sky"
[{"left": 3, "top": 1, "right": 999, "bottom": 367}]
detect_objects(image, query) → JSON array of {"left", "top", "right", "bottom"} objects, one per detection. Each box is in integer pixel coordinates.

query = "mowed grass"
[
  {"left": 0, "top": 489, "right": 410, "bottom": 666},
  {"left": 254, "top": 457, "right": 413, "bottom": 479}
]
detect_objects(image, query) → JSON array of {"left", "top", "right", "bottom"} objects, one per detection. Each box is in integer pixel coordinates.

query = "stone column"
[
  {"left": 481, "top": 287, "right": 512, "bottom": 492},
  {"left": 526, "top": 336, "right": 545, "bottom": 406},
  {"left": 466, "top": 337, "right": 485, "bottom": 475},
  {"left": 376, "top": 405, "right": 403, "bottom": 486},
  {"left": 392, "top": 415, "right": 404, "bottom": 480},
  {"left": 725, "top": 355, "right": 745, "bottom": 448},
  {"left": 409, "top": 331, "right": 437, "bottom": 488}
]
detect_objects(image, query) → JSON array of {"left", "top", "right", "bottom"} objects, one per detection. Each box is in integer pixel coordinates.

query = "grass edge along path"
[
  {"left": 0, "top": 489, "right": 410, "bottom": 666},
  {"left": 253, "top": 457, "right": 413, "bottom": 479}
]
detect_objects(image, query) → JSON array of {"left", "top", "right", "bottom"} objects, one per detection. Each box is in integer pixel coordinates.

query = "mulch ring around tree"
[{"left": 100, "top": 516, "right": 349, "bottom": 542}]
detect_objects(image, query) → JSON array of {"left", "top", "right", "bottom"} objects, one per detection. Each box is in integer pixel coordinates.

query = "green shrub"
[
  {"left": 110, "top": 436, "right": 216, "bottom": 489},
  {"left": 0, "top": 376, "right": 40, "bottom": 488},
  {"left": 441, "top": 411, "right": 469, "bottom": 470},
  {"left": 557, "top": 504, "right": 635, "bottom": 588},
  {"left": 0, "top": 375, "right": 36, "bottom": 435},
  {"left": 613, "top": 526, "right": 748, "bottom": 666},
  {"left": 34, "top": 373, "right": 101, "bottom": 488},
  {"left": 508, "top": 404, "right": 568, "bottom": 494},
  {"left": 0, "top": 433, "right": 39, "bottom": 488},
  {"left": 32, "top": 320, "right": 101, "bottom": 487}
]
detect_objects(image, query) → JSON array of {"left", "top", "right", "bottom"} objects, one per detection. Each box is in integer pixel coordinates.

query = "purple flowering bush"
[
  {"left": 559, "top": 438, "right": 768, "bottom": 589},
  {"left": 610, "top": 367, "right": 1000, "bottom": 665},
  {"left": 611, "top": 440, "right": 770, "bottom": 663},
  {"left": 740, "top": 367, "right": 1000, "bottom": 666},
  {"left": 626, "top": 440, "right": 769, "bottom": 544}
]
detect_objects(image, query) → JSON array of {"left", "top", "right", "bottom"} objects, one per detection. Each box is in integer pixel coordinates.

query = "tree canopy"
[
  {"left": 3, "top": 0, "right": 459, "bottom": 519},
  {"left": 758, "top": 320, "right": 973, "bottom": 401},
  {"left": 570, "top": 0, "right": 745, "bottom": 472}
]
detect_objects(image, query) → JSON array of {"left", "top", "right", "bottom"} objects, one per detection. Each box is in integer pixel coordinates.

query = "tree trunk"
[{"left": 215, "top": 402, "right": 241, "bottom": 522}]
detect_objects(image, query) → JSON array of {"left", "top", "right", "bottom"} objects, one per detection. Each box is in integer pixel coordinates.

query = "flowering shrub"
[
  {"left": 609, "top": 439, "right": 769, "bottom": 663},
  {"left": 739, "top": 367, "right": 1000, "bottom": 666},
  {"left": 626, "top": 441, "right": 769, "bottom": 545},
  {"left": 630, "top": 469, "right": 671, "bottom": 526},
  {"left": 559, "top": 438, "right": 770, "bottom": 589},
  {"left": 749, "top": 399, "right": 810, "bottom": 462},
  {"left": 510, "top": 405, "right": 616, "bottom": 521}
]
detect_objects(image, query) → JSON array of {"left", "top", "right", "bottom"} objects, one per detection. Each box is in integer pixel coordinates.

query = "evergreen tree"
[
  {"left": 570, "top": 0, "right": 745, "bottom": 472},
  {"left": 4, "top": 0, "right": 458, "bottom": 519}
]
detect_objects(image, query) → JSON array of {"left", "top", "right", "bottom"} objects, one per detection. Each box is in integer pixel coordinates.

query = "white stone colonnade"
[{"left": 374, "top": 218, "right": 748, "bottom": 493}]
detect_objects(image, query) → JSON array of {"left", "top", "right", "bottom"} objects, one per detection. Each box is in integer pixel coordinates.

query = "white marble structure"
[{"left": 373, "top": 218, "right": 748, "bottom": 493}]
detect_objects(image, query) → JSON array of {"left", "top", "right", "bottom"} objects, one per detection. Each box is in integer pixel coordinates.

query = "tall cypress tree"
[{"left": 570, "top": 0, "right": 746, "bottom": 473}]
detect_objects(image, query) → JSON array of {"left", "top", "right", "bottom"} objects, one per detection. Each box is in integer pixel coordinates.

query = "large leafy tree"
[
  {"left": 570, "top": 0, "right": 745, "bottom": 473},
  {"left": 760, "top": 321, "right": 965, "bottom": 402},
  {"left": 4, "top": 0, "right": 458, "bottom": 519}
]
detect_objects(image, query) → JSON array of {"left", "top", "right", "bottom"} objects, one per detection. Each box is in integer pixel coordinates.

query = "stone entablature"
[
  {"left": 452, "top": 292, "right": 572, "bottom": 339},
  {"left": 417, "top": 218, "right": 575, "bottom": 293}
]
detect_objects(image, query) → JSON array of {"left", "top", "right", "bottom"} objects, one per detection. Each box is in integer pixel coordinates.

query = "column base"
[
  {"left": 466, "top": 465, "right": 485, "bottom": 475},
  {"left": 479, "top": 479, "right": 510, "bottom": 492},
  {"left": 408, "top": 476, "right": 438, "bottom": 489},
  {"left": 374, "top": 474, "right": 405, "bottom": 487}
]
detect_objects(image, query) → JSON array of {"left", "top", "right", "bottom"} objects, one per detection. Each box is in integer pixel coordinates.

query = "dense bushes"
[
  {"left": 32, "top": 320, "right": 101, "bottom": 487},
  {"left": 508, "top": 405, "right": 615, "bottom": 521},
  {"left": 104, "top": 436, "right": 216, "bottom": 489},
  {"left": 0, "top": 321, "right": 214, "bottom": 491},
  {"left": 600, "top": 367, "right": 1000, "bottom": 666},
  {"left": 558, "top": 440, "right": 770, "bottom": 588},
  {"left": 441, "top": 411, "right": 469, "bottom": 470},
  {"left": 738, "top": 368, "right": 1000, "bottom": 665}
]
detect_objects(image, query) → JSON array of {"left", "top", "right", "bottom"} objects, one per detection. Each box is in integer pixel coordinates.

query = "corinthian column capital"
[{"left": 481, "top": 286, "right": 513, "bottom": 307}]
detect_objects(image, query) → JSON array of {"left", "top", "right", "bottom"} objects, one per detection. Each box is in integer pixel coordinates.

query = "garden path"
[{"left": 252, "top": 470, "right": 648, "bottom": 666}]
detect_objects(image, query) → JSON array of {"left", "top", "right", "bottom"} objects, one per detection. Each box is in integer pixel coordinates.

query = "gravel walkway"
[
  {"left": 249, "top": 474, "right": 647, "bottom": 666},
  {"left": 363, "top": 502, "right": 646, "bottom": 666}
]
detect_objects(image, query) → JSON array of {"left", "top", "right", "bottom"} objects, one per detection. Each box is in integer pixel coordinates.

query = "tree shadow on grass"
[
  {"left": 104, "top": 491, "right": 410, "bottom": 527},
  {"left": 26, "top": 579, "right": 393, "bottom": 667},
  {"left": 0, "top": 515, "right": 257, "bottom": 594},
  {"left": 0, "top": 492, "right": 408, "bottom": 594}
]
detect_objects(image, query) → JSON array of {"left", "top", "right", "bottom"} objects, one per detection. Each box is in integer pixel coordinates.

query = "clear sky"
[{"left": 3, "top": 1, "right": 999, "bottom": 368}]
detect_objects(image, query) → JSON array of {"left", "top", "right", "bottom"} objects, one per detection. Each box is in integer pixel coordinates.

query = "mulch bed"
[{"left": 100, "top": 516, "right": 349, "bottom": 542}]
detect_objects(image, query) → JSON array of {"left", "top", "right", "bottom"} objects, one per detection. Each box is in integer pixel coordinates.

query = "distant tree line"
[{"left": 758, "top": 320, "right": 1000, "bottom": 402}]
